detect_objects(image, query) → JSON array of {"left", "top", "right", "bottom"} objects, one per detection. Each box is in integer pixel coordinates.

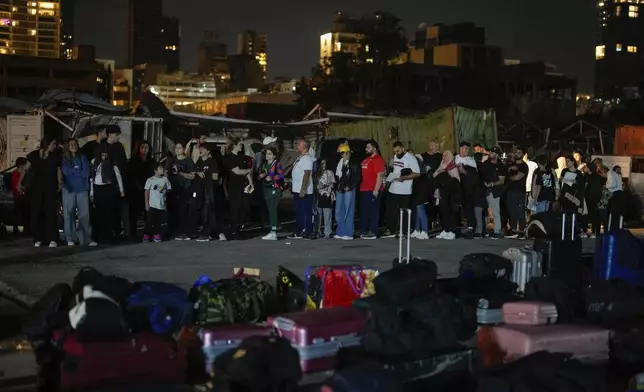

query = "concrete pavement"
[{"left": 0, "top": 234, "right": 597, "bottom": 305}]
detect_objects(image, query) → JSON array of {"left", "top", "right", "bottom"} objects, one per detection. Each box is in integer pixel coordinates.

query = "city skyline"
[{"left": 74, "top": 0, "right": 596, "bottom": 91}]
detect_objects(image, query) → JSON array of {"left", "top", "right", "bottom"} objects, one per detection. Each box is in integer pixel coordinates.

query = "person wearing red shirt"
[{"left": 359, "top": 140, "right": 385, "bottom": 239}]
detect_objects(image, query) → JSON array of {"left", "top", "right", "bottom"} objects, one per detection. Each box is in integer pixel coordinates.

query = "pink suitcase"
[
  {"left": 268, "top": 307, "right": 365, "bottom": 373},
  {"left": 502, "top": 301, "right": 558, "bottom": 325},
  {"left": 491, "top": 324, "right": 609, "bottom": 363}
]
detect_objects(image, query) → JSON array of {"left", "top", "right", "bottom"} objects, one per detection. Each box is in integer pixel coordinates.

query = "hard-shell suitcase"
[
  {"left": 52, "top": 330, "right": 186, "bottom": 390},
  {"left": 502, "top": 247, "right": 543, "bottom": 293},
  {"left": 593, "top": 222, "right": 644, "bottom": 287},
  {"left": 489, "top": 324, "right": 609, "bottom": 363},
  {"left": 199, "top": 323, "right": 276, "bottom": 374},
  {"left": 268, "top": 307, "right": 365, "bottom": 373},
  {"left": 476, "top": 298, "right": 507, "bottom": 325},
  {"left": 502, "top": 301, "right": 558, "bottom": 325}
]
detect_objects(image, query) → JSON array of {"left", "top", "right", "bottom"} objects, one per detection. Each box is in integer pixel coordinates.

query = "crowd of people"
[{"left": 9, "top": 124, "right": 626, "bottom": 248}]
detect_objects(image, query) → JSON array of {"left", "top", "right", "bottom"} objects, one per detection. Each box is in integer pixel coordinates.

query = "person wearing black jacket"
[
  {"left": 334, "top": 144, "right": 360, "bottom": 240},
  {"left": 455, "top": 142, "right": 479, "bottom": 236},
  {"left": 582, "top": 163, "right": 603, "bottom": 238},
  {"left": 128, "top": 141, "right": 155, "bottom": 241},
  {"left": 166, "top": 141, "right": 196, "bottom": 240},
  {"left": 472, "top": 153, "right": 489, "bottom": 239},
  {"left": 421, "top": 141, "right": 442, "bottom": 227},
  {"left": 103, "top": 125, "right": 130, "bottom": 239},
  {"left": 192, "top": 144, "right": 220, "bottom": 242},
  {"left": 559, "top": 156, "right": 586, "bottom": 222},
  {"left": 434, "top": 151, "right": 463, "bottom": 240},
  {"left": 505, "top": 147, "right": 529, "bottom": 239}
]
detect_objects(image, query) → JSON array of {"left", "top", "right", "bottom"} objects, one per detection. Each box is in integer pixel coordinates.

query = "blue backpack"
[{"left": 126, "top": 282, "right": 194, "bottom": 334}]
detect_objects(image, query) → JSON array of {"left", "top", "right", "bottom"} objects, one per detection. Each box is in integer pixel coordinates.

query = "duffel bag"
[
  {"left": 126, "top": 282, "right": 193, "bottom": 334},
  {"left": 373, "top": 258, "right": 437, "bottom": 305},
  {"left": 22, "top": 283, "right": 73, "bottom": 341},
  {"left": 459, "top": 253, "right": 512, "bottom": 281},
  {"left": 68, "top": 285, "right": 129, "bottom": 341},
  {"left": 190, "top": 276, "right": 274, "bottom": 325}
]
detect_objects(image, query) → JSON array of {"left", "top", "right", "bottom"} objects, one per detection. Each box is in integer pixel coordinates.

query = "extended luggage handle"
[
  {"left": 398, "top": 208, "right": 412, "bottom": 264},
  {"left": 561, "top": 213, "right": 577, "bottom": 241},
  {"left": 607, "top": 213, "right": 624, "bottom": 232}
]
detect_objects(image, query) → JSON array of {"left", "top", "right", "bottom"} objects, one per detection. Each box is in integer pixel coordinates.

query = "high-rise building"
[
  {"left": 0, "top": 0, "right": 62, "bottom": 58},
  {"left": 237, "top": 29, "right": 267, "bottom": 78},
  {"left": 595, "top": 0, "right": 644, "bottom": 100},
  {"left": 149, "top": 72, "right": 217, "bottom": 108},
  {"left": 125, "top": 0, "right": 163, "bottom": 67},
  {"left": 60, "top": 0, "right": 74, "bottom": 59},
  {"left": 161, "top": 16, "right": 180, "bottom": 73},
  {"left": 197, "top": 31, "right": 228, "bottom": 77},
  {"left": 319, "top": 13, "right": 364, "bottom": 69}
]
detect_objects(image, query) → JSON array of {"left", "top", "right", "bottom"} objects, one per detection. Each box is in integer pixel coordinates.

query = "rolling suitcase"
[
  {"left": 533, "top": 213, "right": 583, "bottom": 290},
  {"left": 488, "top": 324, "right": 609, "bottom": 363},
  {"left": 593, "top": 215, "right": 644, "bottom": 287},
  {"left": 502, "top": 301, "right": 558, "bottom": 325},
  {"left": 502, "top": 247, "right": 543, "bottom": 293},
  {"left": 268, "top": 307, "right": 365, "bottom": 373}
]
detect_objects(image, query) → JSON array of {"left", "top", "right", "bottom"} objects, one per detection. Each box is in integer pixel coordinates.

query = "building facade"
[
  {"left": 60, "top": 0, "right": 73, "bottom": 59},
  {"left": 0, "top": 0, "right": 61, "bottom": 58},
  {"left": 125, "top": 0, "right": 163, "bottom": 67},
  {"left": 237, "top": 29, "right": 267, "bottom": 78},
  {"left": 161, "top": 16, "right": 180, "bottom": 73},
  {"left": 197, "top": 31, "right": 229, "bottom": 78},
  {"left": 594, "top": 0, "right": 644, "bottom": 100},
  {"left": 149, "top": 72, "right": 217, "bottom": 108},
  {"left": 96, "top": 58, "right": 115, "bottom": 103}
]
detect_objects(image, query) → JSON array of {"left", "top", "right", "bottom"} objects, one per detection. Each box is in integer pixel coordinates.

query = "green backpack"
[{"left": 192, "top": 277, "right": 274, "bottom": 325}]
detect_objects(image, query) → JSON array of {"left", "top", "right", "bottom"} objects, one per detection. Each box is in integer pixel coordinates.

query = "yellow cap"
[{"left": 337, "top": 144, "right": 351, "bottom": 153}]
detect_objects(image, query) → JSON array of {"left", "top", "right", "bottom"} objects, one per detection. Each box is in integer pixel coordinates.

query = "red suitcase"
[
  {"left": 502, "top": 301, "right": 558, "bottom": 325},
  {"left": 268, "top": 307, "right": 365, "bottom": 373},
  {"left": 53, "top": 330, "right": 186, "bottom": 390},
  {"left": 199, "top": 323, "right": 276, "bottom": 374},
  {"left": 489, "top": 324, "right": 609, "bottom": 363}
]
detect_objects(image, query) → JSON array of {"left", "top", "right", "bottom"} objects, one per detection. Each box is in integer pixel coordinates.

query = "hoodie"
[{"left": 61, "top": 155, "right": 90, "bottom": 193}]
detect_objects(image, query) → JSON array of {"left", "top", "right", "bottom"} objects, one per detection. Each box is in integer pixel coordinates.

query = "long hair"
[
  {"left": 97, "top": 146, "right": 115, "bottom": 183},
  {"left": 39, "top": 136, "right": 54, "bottom": 151},
  {"left": 63, "top": 138, "right": 80, "bottom": 165},
  {"left": 227, "top": 138, "right": 241, "bottom": 155},
  {"left": 135, "top": 140, "right": 152, "bottom": 161}
]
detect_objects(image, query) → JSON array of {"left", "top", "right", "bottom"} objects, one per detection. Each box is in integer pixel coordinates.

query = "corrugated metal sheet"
[{"left": 327, "top": 106, "right": 497, "bottom": 161}]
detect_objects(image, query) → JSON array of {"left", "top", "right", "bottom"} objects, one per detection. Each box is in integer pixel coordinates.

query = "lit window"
[
  {"left": 628, "top": 45, "right": 638, "bottom": 52},
  {"left": 30, "top": 29, "right": 36, "bottom": 36},
  {"left": 28, "top": 8, "right": 36, "bottom": 15},
  {"left": 334, "top": 42, "right": 341, "bottom": 51},
  {"left": 629, "top": 5, "right": 638, "bottom": 17},
  {"left": 596, "top": 44, "right": 606, "bottom": 59},
  {"left": 599, "top": 1, "right": 604, "bottom": 6},
  {"left": 617, "top": 43, "right": 623, "bottom": 51},
  {"left": 616, "top": 5, "right": 621, "bottom": 15},
  {"left": 11, "top": 6, "right": 16, "bottom": 11},
  {"left": 0, "top": 48, "right": 6, "bottom": 54}
]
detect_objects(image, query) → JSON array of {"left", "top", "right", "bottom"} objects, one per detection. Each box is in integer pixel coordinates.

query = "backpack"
[
  {"left": 191, "top": 277, "right": 274, "bottom": 325},
  {"left": 23, "top": 283, "right": 73, "bottom": 341},
  {"left": 72, "top": 267, "right": 133, "bottom": 305},
  {"left": 68, "top": 285, "right": 129, "bottom": 341},
  {"left": 459, "top": 253, "right": 513, "bottom": 281},
  {"left": 126, "top": 282, "right": 194, "bottom": 334}
]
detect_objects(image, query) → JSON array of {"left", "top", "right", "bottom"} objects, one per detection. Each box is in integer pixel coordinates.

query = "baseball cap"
[
  {"left": 263, "top": 136, "right": 277, "bottom": 145},
  {"left": 490, "top": 147, "right": 502, "bottom": 155}
]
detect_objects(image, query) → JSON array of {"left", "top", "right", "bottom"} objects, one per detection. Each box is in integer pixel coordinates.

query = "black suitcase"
[{"left": 534, "top": 213, "right": 583, "bottom": 291}]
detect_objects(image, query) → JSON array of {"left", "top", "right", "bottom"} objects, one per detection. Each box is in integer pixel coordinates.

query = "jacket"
[
  {"left": 61, "top": 155, "right": 90, "bottom": 193},
  {"left": 335, "top": 160, "right": 361, "bottom": 193}
]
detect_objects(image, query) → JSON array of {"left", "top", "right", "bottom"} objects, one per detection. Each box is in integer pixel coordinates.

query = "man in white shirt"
[
  {"left": 606, "top": 166, "right": 625, "bottom": 231},
  {"left": 382, "top": 141, "right": 420, "bottom": 238},
  {"left": 456, "top": 142, "right": 478, "bottom": 233},
  {"left": 523, "top": 152, "right": 538, "bottom": 210},
  {"left": 288, "top": 139, "right": 315, "bottom": 239}
]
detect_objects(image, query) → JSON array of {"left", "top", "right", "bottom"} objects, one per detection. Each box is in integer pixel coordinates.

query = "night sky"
[{"left": 75, "top": 0, "right": 597, "bottom": 92}]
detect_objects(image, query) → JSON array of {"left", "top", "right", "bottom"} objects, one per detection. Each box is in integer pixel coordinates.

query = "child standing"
[
  {"left": 144, "top": 162, "right": 171, "bottom": 242},
  {"left": 315, "top": 159, "right": 335, "bottom": 239}
]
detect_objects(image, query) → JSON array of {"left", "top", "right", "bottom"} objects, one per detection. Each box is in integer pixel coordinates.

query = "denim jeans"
[
  {"left": 62, "top": 188, "right": 91, "bottom": 245},
  {"left": 535, "top": 201, "right": 550, "bottom": 214},
  {"left": 359, "top": 191, "right": 380, "bottom": 235},
  {"left": 317, "top": 207, "right": 333, "bottom": 236},
  {"left": 293, "top": 193, "right": 313, "bottom": 235},
  {"left": 335, "top": 190, "right": 355, "bottom": 237},
  {"left": 486, "top": 193, "right": 502, "bottom": 234},
  {"left": 415, "top": 204, "right": 428, "bottom": 232}
]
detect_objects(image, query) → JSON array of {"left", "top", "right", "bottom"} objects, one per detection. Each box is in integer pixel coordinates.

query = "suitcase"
[
  {"left": 304, "top": 265, "right": 378, "bottom": 309},
  {"left": 268, "top": 307, "right": 365, "bottom": 373},
  {"left": 489, "top": 324, "right": 609, "bottom": 363},
  {"left": 126, "top": 282, "right": 193, "bottom": 334},
  {"left": 593, "top": 225, "right": 644, "bottom": 288},
  {"left": 533, "top": 213, "right": 583, "bottom": 290},
  {"left": 502, "top": 301, "right": 558, "bottom": 325},
  {"left": 199, "top": 323, "right": 276, "bottom": 374},
  {"left": 52, "top": 330, "right": 186, "bottom": 390},
  {"left": 476, "top": 295, "right": 523, "bottom": 325},
  {"left": 502, "top": 247, "right": 543, "bottom": 293}
]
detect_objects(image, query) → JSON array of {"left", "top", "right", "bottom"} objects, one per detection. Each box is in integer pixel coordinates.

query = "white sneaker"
[
  {"left": 334, "top": 235, "right": 343, "bottom": 240},
  {"left": 67, "top": 242, "right": 75, "bottom": 247},
  {"left": 89, "top": 241, "right": 98, "bottom": 247},
  {"left": 436, "top": 231, "right": 447, "bottom": 239},
  {"left": 417, "top": 231, "right": 430, "bottom": 240},
  {"left": 262, "top": 232, "right": 277, "bottom": 241},
  {"left": 218, "top": 233, "right": 227, "bottom": 242},
  {"left": 34, "top": 241, "right": 42, "bottom": 248},
  {"left": 411, "top": 230, "right": 420, "bottom": 239},
  {"left": 342, "top": 236, "right": 353, "bottom": 241},
  {"left": 48, "top": 241, "right": 58, "bottom": 248},
  {"left": 444, "top": 232, "right": 456, "bottom": 240}
]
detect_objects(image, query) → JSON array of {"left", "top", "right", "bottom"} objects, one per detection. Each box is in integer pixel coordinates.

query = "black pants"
[
  {"left": 439, "top": 200, "right": 457, "bottom": 233},
  {"left": 507, "top": 191, "right": 526, "bottom": 233},
  {"left": 167, "top": 188, "right": 191, "bottom": 237},
  {"left": 94, "top": 184, "right": 119, "bottom": 244},
  {"left": 228, "top": 186, "right": 248, "bottom": 234},
  {"left": 129, "top": 189, "right": 145, "bottom": 239},
  {"left": 145, "top": 207, "right": 165, "bottom": 236},
  {"left": 385, "top": 193, "right": 411, "bottom": 233},
  {"left": 14, "top": 197, "right": 30, "bottom": 234},
  {"left": 462, "top": 195, "right": 476, "bottom": 229},
  {"left": 29, "top": 188, "right": 58, "bottom": 244},
  {"left": 195, "top": 194, "right": 218, "bottom": 237}
]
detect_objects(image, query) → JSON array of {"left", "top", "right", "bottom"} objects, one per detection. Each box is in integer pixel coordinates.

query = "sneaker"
[
  {"left": 262, "top": 232, "right": 277, "bottom": 241},
  {"left": 361, "top": 232, "right": 377, "bottom": 240},
  {"left": 505, "top": 232, "right": 519, "bottom": 239},
  {"left": 34, "top": 241, "right": 42, "bottom": 248},
  {"left": 580, "top": 233, "right": 589, "bottom": 239},
  {"left": 218, "top": 233, "right": 227, "bottom": 241},
  {"left": 341, "top": 236, "right": 353, "bottom": 241},
  {"left": 411, "top": 230, "right": 420, "bottom": 239},
  {"left": 49, "top": 241, "right": 58, "bottom": 248},
  {"left": 381, "top": 230, "right": 396, "bottom": 239},
  {"left": 517, "top": 233, "right": 527, "bottom": 240},
  {"left": 323, "top": 234, "right": 331, "bottom": 239},
  {"left": 89, "top": 241, "right": 98, "bottom": 247},
  {"left": 417, "top": 231, "right": 429, "bottom": 240},
  {"left": 67, "top": 241, "right": 75, "bottom": 246},
  {"left": 589, "top": 233, "right": 597, "bottom": 239},
  {"left": 443, "top": 232, "right": 456, "bottom": 240},
  {"left": 142, "top": 234, "right": 150, "bottom": 243},
  {"left": 333, "top": 234, "right": 343, "bottom": 240},
  {"left": 436, "top": 231, "right": 447, "bottom": 239},
  {"left": 196, "top": 236, "right": 211, "bottom": 242},
  {"left": 287, "top": 232, "right": 303, "bottom": 240},
  {"left": 491, "top": 233, "right": 500, "bottom": 240},
  {"left": 153, "top": 234, "right": 162, "bottom": 243},
  {"left": 474, "top": 233, "right": 483, "bottom": 240}
]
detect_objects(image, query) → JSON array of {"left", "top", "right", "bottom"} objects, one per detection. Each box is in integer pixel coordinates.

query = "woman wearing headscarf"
[
  {"left": 433, "top": 150, "right": 462, "bottom": 240},
  {"left": 334, "top": 143, "right": 360, "bottom": 240}
]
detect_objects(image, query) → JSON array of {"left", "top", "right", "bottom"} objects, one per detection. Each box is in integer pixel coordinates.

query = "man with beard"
[
  {"left": 382, "top": 141, "right": 420, "bottom": 238},
  {"left": 480, "top": 147, "right": 506, "bottom": 239},
  {"left": 359, "top": 140, "right": 385, "bottom": 239}
]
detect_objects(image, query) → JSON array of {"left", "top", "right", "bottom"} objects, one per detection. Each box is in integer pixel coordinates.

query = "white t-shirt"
[
  {"left": 389, "top": 152, "right": 420, "bottom": 195},
  {"left": 291, "top": 153, "right": 314, "bottom": 195},
  {"left": 145, "top": 176, "right": 172, "bottom": 210},
  {"left": 455, "top": 155, "right": 477, "bottom": 169},
  {"left": 525, "top": 160, "right": 538, "bottom": 192}
]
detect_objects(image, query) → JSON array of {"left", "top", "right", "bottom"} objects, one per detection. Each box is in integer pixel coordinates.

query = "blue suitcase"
[
  {"left": 126, "top": 281, "right": 194, "bottom": 334},
  {"left": 594, "top": 229, "right": 644, "bottom": 287}
]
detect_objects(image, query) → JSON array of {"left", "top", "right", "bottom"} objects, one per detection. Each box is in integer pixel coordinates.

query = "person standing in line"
[
  {"left": 223, "top": 139, "right": 253, "bottom": 240},
  {"left": 128, "top": 141, "right": 155, "bottom": 240},
  {"left": 410, "top": 161, "right": 431, "bottom": 240},
  {"left": 190, "top": 134, "right": 208, "bottom": 163},
  {"left": 143, "top": 162, "right": 171, "bottom": 243},
  {"left": 259, "top": 147, "right": 284, "bottom": 241},
  {"left": 288, "top": 139, "right": 315, "bottom": 240},
  {"left": 504, "top": 147, "right": 529, "bottom": 239},
  {"left": 480, "top": 147, "right": 506, "bottom": 239},
  {"left": 80, "top": 126, "right": 107, "bottom": 162},
  {"left": 90, "top": 147, "right": 125, "bottom": 245},
  {"left": 421, "top": 141, "right": 442, "bottom": 229},
  {"left": 523, "top": 151, "right": 538, "bottom": 207},
  {"left": 334, "top": 144, "right": 360, "bottom": 240},
  {"left": 359, "top": 140, "right": 385, "bottom": 240},
  {"left": 193, "top": 144, "right": 221, "bottom": 242},
  {"left": 382, "top": 141, "right": 420, "bottom": 239},
  {"left": 18, "top": 137, "right": 60, "bottom": 248},
  {"left": 531, "top": 155, "right": 559, "bottom": 214},
  {"left": 166, "top": 142, "right": 196, "bottom": 241},
  {"left": 433, "top": 151, "right": 462, "bottom": 240},
  {"left": 455, "top": 142, "right": 478, "bottom": 236},
  {"left": 11, "top": 157, "right": 30, "bottom": 236},
  {"left": 314, "top": 158, "right": 335, "bottom": 239},
  {"left": 103, "top": 125, "right": 129, "bottom": 239},
  {"left": 60, "top": 138, "right": 95, "bottom": 247}
]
